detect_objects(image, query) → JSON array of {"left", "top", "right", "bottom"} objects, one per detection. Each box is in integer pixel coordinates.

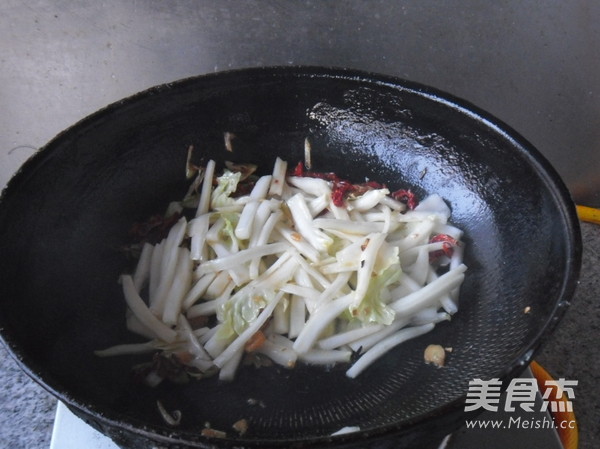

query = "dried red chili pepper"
[
  {"left": 331, "top": 180, "right": 355, "bottom": 207},
  {"left": 391, "top": 189, "right": 419, "bottom": 210},
  {"left": 292, "top": 161, "right": 305, "bottom": 177},
  {"left": 130, "top": 213, "right": 181, "bottom": 244},
  {"left": 364, "top": 180, "right": 386, "bottom": 189},
  {"left": 429, "top": 234, "right": 459, "bottom": 262},
  {"left": 290, "top": 161, "right": 398, "bottom": 208}
]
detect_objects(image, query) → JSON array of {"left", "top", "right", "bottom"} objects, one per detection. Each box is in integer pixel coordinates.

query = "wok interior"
[{"left": 0, "top": 69, "right": 577, "bottom": 444}]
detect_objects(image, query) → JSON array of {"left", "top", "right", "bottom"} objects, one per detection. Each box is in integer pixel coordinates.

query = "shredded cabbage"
[
  {"left": 97, "top": 150, "right": 467, "bottom": 385},
  {"left": 218, "top": 288, "right": 273, "bottom": 338},
  {"left": 211, "top": 170, "right": 241, "bottom": 209}
]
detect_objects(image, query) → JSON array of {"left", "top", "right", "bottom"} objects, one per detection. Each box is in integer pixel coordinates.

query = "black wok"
[{"left": 0, "top": 67, "right": 581, "bottom": 448}]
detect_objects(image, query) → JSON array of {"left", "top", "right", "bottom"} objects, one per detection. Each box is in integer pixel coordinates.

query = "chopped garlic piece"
[{"left": 424, "top": 344, "right": 446, "bottom": 367}]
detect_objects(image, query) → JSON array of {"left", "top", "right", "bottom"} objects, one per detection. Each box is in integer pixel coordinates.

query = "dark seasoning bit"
[
  {"left": 199, "top": 417, "right": 250, "bottom": 439},
  {"left": 246, "top": 398, "right": 266, "bottom": 408},
  {"left": 201, "top": 425, "right": 227, "bottom": 439},
  {"left": 232, "top": 418, "right": 249, "bottom": 436}
]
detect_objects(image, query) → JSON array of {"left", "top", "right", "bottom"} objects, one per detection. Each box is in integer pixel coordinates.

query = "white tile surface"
[{"left": 50, "top": 402, "right": 118, "bottom": 449}]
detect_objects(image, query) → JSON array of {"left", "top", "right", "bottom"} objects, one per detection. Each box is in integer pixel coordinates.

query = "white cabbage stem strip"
[
  {"left": 396, "top": 211, "right": 447, "bottom": 223},
  {"left": 353, "top": 233, "right": 386, "bottom": 305},
  {"left": 308, "top": 194, "right": 330, "bottom": 217},
  {"left": 205, "top": 216, "right": 225, "bottom": 244},
  {"left": 288, "top": 296, "right": 307, "bottom": 339},
  {"left": 318, "top": 324, "right": 384, "bottom": 350},
  {"left": 197, "top": 242, "right": 288, "bottom": 275},
  {"left": 287, "top": 193, "right": 333, "bottom": 252},
  {"left": 126, "top": 312, "right": 156, "bottom": 340},
  {"left": 268, "top": 157, "right": 287, "bottom": 197},
  {"left": 196, "top": 159, "right": 215, "bottom": 216},
  {"left": 288, "top": 176, "right": 331, "bottom": 197},
  {"left": 293, "top": 293, "right": 354, "bottom": 354},
  {"left": 400, "top": 242, "right": 447, "bottom": 266},
  {"left": 349, "top": 209, "right": 365, "bottom": 222},
  {"left": 252, "top": 253, "right": 299, "bottom": 290},
  {"left": 198, "top": 324, "right": 220, "bottom": 345},
  {"left": 346, "top": 323, "right": 435, "bottom": 378},
  {"left": 121, "top": 275, "right": 177, "bottom": 343},
  {"left": 188, "top": 214, "right": 210, "bottom": 261},
  {"left": 204, "top": 270, "right": 233, "bottom": 299},
  {"left": 390, "top": 272, "right": 421, "bottom": 298},
  {"left": 218, "top": 346, "right": 245, "bottom": 381},
  {"left": 248, "top": 201, "right": 274, "bottom": 248},
  {"left": 257, "top": 338, "right": 297, "bottom": 368},
  {"left": 279, "top": 283, "right": 321, "bottom": 299},
  {"left": 433, "top": 223, "right": 463, "bottom": 240},
  {"left": 288, "top": 250, "right": 332, "bottom": 290},
  {"left": 250, "top": 174, "right": 273, "bottom": 200},
  {"left": 133, "top": 242, "right": 154, "bottom": 292},
  {"left": 389, "top": 220, "right": 436, "bottom": 251},
  {"left": 426, "top": 269, "right": 458, "bottom": 315},
  {"left": 410, "top": 308, "right": 450, "bottom": 325},
  {"left": 380, "top": 204, "right": 393, "bottom": 234},
  {"left": 162, "top": 247, "right": 193, "bottom": 325},
  {"left": 151, "top": 217, "right": 188, "bottom": 315},
  {"left": 390, "top": 264, "right": 467, "bottom": 316},
  {"left": 272, "top": 297, "right": 290, "bottom": 335},
  {"left": 177, "top": 315, "right": 212, "bottom": 361},
  {"left": 181, "top": 272, "right": 217, "bottom": 310},
  {"left": 249, "top": 209, "right": 283, "bottom": 279},
  {"left": 404, "top": 247, "right": 431, "bottom": 286},
  {"left": 348, "top": 189, "right": 389, "bottom": 212},
  {"left": 331, "top": 426, "right": 361, "bottom": 436},
  {"left": 313, "top": 271, "right": 352, "bottom": 312},
  {"left": 313, "top": 218, "right": 385, "bottom": 234},
  {"left": 414, "top": 194, "right": 451, "bottom": 216},
  {"left": 95, "top": 342, "right": 156, "bottom": 357},
  {"left": 294, "top": 265, "right": 315, "bottom": 290},
  {"left": 186, "top": 280, "right": 235, "bottom": 318},
  {"left": 379, "top": 195, "right": 407, "bottom": 211},
  {"left": 192, "top": 327, "right": 210, "bottom": 339},
  {"left": 235, "top": 201, "right": 260, "bottom": 240},
  {"left": 299, "top": 349, "right": 352, "bottom": 365},
  {"left": 148, "top": 240, "right": 165, "bottom": 306},
  {"left": 275, "top": 224, "right": 320, "bottom": 263},
  {"left": 205, "top": 242, "right": 248, "bottom": 286},
  {"left": 348, "top": 318, "right": 411, "bottom": 352}
]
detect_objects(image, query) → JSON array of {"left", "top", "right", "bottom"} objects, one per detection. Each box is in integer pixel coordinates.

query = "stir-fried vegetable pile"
[{"left": 97, "top": 150, "right": 467, "bottom": 384}]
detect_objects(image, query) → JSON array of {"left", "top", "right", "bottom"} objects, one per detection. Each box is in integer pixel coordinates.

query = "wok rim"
[{"left": 0, "top": 65, "right": 582, "bottom": 447}]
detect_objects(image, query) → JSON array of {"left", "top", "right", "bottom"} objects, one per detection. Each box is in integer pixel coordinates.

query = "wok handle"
[
  {"left": 530, "top": 360, "right": 578, "bottom": 449},
  {"left": 576, "top": 205, "right": 600, "bottom": 225}
]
